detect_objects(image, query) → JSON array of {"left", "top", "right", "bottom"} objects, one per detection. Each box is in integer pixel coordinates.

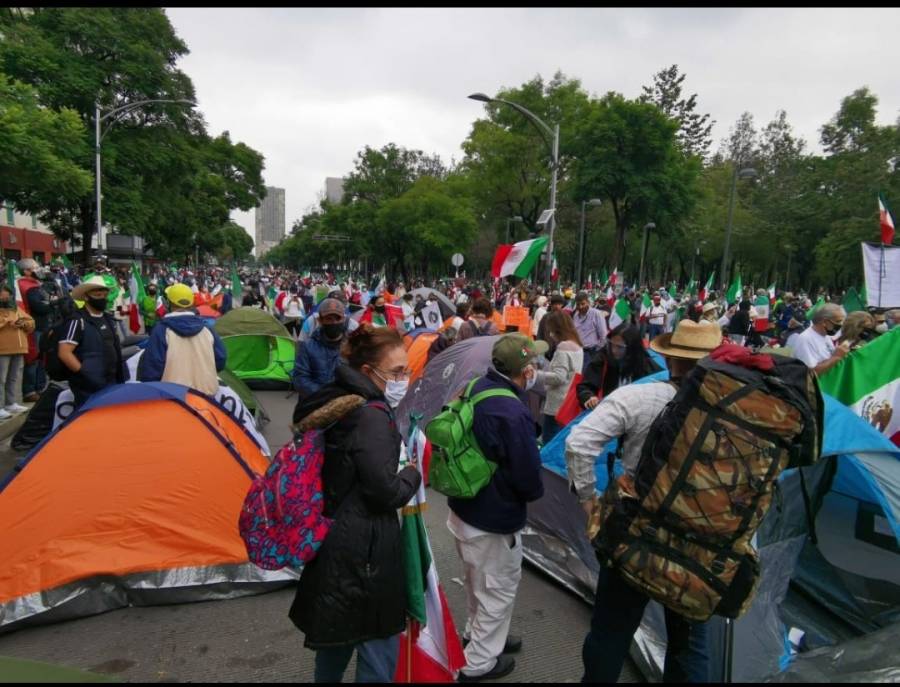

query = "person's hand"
[
  {"left": 584, "top": 396, "right": 601, "bottom": 410},
  {"left": 581, "top": 498, "right": 595, "bottom": 520},
  {"left": 833, "top": 342, "right": 850, "bottom": 360}
]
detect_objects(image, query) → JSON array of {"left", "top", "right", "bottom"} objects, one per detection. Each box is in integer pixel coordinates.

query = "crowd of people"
[{"left": 5, "top": 255, "right": 897, "bottom": 683}]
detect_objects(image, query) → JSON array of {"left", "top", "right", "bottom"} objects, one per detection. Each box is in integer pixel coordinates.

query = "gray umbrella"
[
  {"left": 396, "top": 335, "right": 500, "bottom": 437},
  {"left": 396, "top": 334, "right": 546, "bottom": 437},
  {"left": 410, "top": 287, "right": 456, "bottom": 319}
]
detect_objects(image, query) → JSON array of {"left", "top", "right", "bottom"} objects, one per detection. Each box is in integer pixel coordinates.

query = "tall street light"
[
  {"left": 506, "top": 215, "right": 523, "bottom": 244},
  {"left": 469, "top": 92, "right": 559, "bottom": 287},
  {"left": 639, "top": 222, "right": 656, "bottom": 288},
  {"left": 720, "top": 165, "right": 757, "bottom": 290},
  {"left": 578, "top": 199, "right": 602, "bottom": 288},
  {"left": 95, "top": 98, "right": 195, "bottom": 257}
]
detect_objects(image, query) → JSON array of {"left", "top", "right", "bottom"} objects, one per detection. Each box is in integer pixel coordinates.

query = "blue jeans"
[
  {"left": 22, "top": 330, "right": 46, "bottom": 396},
  {"left": 582, "top": 565, "right": 710, "bottom": 683},
  {"left": 314, "top": 634, "right": 399, "bottom": 683},
  {"left": 542, "top": 414, "right": 562, "bottom": 444},
  {"left": 648, "top": 323, "right": 665, "bottom": 341}
]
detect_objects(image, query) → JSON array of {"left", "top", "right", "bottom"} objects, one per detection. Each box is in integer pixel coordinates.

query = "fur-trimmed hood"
[{"left": 292, "top": 364, "right": 385, "bottom": 427}]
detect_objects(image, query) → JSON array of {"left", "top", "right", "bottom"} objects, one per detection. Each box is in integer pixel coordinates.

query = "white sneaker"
[
  {"left": 5, "top": 403, "right": 28, "bottom": 414},
  {"left": 0, "top": 409, "right": 12, "bottom": 420}
]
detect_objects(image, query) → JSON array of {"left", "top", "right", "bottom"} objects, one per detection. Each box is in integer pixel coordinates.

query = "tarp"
[{"left": 0, "top": 383, "right": 296, "bottom": 634}]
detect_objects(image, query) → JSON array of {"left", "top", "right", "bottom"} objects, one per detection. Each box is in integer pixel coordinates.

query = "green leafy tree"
[
  {"left": 0, "top": 8, "right": 266, "bottom": 264},
  {"left": 640, "top": 64, "right": 714, "bottom": 159},
  {"left": 571, "top": 92, "right": 701, "bottom": 271},
  {"left": 0, "top": 72, "right": 93, "bottom": 209}
]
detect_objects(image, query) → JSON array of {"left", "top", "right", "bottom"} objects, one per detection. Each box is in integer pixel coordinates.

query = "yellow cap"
[{"left": 165, "top": 283, "right": 195, "bottom": 308}]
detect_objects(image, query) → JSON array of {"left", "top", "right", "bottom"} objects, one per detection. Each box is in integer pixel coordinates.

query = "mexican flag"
[
  {"left": 230, "top": 265, "right": 243, "bottom": 307},
  {"left": 725, "top": 274, "right": 742, "bottom": 305},
  {"left": 687, "top": 278, "right": 698, "bottom": 297},
  {"left": 639, "top": 292, "right": 652, "bottom": 321},
  {"left": 843, "top": 287, "right": 866, "bottom": 313},
  {"left": 754, "top": 292, "right": 770, "bottom": 332},
  {"left": 6, "top": 260, "right": 23, "bottom": 308},
  {"left": 491, "top": 237, "right": 548, "bottom": 279},
  {"left": 819, "top": 328, "right": 900, "bottom": 447},
  {"left": 767, "top": 282, "right": 776, "bottom": 301},
  {"left": 806, "top": 296, "right": 825, "bottom": 320},
  {"left": 608, "top": 298, "right": 631, "bottom": 329},
  {"left": 128, "top": 262, "right": 146, "bottom": 334},
  {"left": 879, "top": 192, "right": 895, "bottom": 245},
  {"left": 396, "top": 424, "right": 466, "bottom": 682},
  {"left": 699, "top": 271, "right": 715, "bottom": 302},
  {"left": 551, "top": 254, "right": 559, "bottom": 282},
  {"left": 609, "top": 267, "right": 619, "bottom": 286}
]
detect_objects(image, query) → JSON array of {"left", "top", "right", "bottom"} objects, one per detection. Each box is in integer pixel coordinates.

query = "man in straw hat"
[
  {"left": 565, "top": 319, "right": 721, "bottom": 683},
  {"left": 58, "top": 275, "right": 124, "bottom": 408}
]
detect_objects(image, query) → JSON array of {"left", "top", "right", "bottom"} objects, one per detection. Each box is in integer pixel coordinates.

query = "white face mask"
[
  {"left": 372, "top": 368, "right": 409, "bottom": 408},
  {"left": 384, "top": 379, "right": 409, "bottom": 408}
]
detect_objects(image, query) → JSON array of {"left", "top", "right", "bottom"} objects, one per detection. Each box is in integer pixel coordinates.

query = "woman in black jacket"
[
  {"left": 289, "top": 324, "right": 421, "bottom": 683},
  {"left": 576, "top": 323, "right": 661, "bottom": 409}
]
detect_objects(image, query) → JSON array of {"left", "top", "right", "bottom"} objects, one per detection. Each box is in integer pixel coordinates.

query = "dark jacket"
[
  {"left": 64, "top": 310, "right": 125, "bottom": 394},
  {"left": 576, "top": 347, "right": 662, "bottom": 406},
  {"left": 292, "top": 327, "right": 343, "bottom": 398},
  {"left": 448, "top": 368, "right": 544, "bottom": 534},
  {"left": 137, "top": 313, "right": 226, "bottom": 383},
  {"left": 289, "top": 365, "right": 421, "bottom": 648}
]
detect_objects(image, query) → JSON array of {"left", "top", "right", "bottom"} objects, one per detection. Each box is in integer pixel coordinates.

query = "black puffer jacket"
[{"left": 288, "top": 364, "right": 421, "bottom": 648}]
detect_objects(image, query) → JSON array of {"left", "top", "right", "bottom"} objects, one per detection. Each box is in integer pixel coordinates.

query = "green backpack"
[{"left": 426, "top": 377, "right": 519, "bottom": 499}]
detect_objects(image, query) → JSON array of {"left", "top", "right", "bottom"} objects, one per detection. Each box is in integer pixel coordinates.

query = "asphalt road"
[{"left": 0, "top": 389, "right": 641, "bottom": 683}]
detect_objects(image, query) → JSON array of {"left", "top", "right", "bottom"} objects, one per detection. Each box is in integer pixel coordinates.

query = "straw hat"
[
  {"left": 71, "top": 275, "right": 111, "bottom": 301},
  {"left": 701, "top": 302, "right": 718, "bottom": 315},
  {"left": 650, "top": 319, "right": 722, "bottom": 360}
]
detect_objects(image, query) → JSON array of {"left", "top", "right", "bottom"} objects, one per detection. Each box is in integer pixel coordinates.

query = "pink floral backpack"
[{"left": 238, "top": 398, "right": 389, "bottom": 570}]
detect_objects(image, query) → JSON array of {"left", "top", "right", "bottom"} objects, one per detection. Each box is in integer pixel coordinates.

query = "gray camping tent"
[{"left": 528, "top": 376, "right": 900, "bottom": 682}]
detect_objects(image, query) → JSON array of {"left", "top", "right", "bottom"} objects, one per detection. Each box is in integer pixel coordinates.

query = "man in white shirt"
[
  {"left": 565, "top": 319, "right": 721, "bottom": 683},
  {"left": 646, "top": 293, "right": 668, "bottom": 340},
  {"left": 792, "top": 303, "right": 848, "bottom": 375}
]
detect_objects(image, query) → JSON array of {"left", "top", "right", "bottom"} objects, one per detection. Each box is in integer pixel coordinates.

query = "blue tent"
[{"left": 524, "top": 368, "right": 900, "bottom": 682}]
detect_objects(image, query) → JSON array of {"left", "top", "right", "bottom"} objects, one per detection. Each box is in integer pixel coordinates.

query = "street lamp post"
[
  {"left": 578, "top": 199, "right": 602, "bottom": 288},
  {"left": 94, "top": 98, "right": 195, "bottom": 258},
  {"left": 720, "top": 165, "right": 757, "bottom": 290},
  {"left": 505, "top": 215, "right": 523, "bottom": 244},
  {"left": 639, "top": 222, "right": 655, "bottom": 288},
  {"left": 469, "top": 93, "right": 559, "bottom": 287}
]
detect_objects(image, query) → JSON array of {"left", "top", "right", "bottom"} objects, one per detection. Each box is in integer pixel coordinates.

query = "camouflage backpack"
[{"left": 592, "top": 353, "right": 823, "bottom": 622}]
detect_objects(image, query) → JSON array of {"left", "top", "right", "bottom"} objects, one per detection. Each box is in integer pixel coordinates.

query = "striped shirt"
[{"left": 564, "top": 381, "right": 676, "bottom": 501}]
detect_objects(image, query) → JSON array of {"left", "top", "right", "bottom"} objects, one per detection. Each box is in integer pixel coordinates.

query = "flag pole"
[
  {"left": 879, "top": 242, "right": 884, "bottom": 308},
  {"left": 406, "top": 617, "right": 413, "bottom": 683}
]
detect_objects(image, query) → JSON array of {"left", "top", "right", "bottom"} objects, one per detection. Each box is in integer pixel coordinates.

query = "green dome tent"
[{"left": 214, "top": 308, "right": 295, "bottom": 390}]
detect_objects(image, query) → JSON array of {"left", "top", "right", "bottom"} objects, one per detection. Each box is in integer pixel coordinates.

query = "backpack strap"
[{"left": 470, "top": 387, "right": 519, "bottom": 405}]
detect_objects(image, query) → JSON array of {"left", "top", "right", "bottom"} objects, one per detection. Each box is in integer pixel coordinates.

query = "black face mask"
[
  {"left": 87, "top": 296, "right": 108, "bottom": 312},
  {"left": 321, "top": 322, "right": 345, "bottom": 341},
  {"left": 147, "top": 290, "right": 157, "bottom": 297},
  {"left": 0, "top": 299, "right": 13, "bottom": 309},
  {"left": 374, "top": 305, "right": 385, "bottom": 314}
]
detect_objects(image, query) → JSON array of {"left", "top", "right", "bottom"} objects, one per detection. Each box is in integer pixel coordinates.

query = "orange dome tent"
[{"left": 0, "top": 382, "right": 296, "bottom": 634}]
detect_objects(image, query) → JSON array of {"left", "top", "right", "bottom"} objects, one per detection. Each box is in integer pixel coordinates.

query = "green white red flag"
[
  {"left": 608, "top": 297, "right": 631, "bottom": 329},
  {"left": 879, "top": 192, "right": 895, "bottom": 245},
  {"left": 699, "top": 271, "right": 715, "bottom": 302},
  {"left": 6, "top": 260, "right": 23, "bottom": 309},
  {"left": 128, "top": 262, "right": 146, "bottom": 334},
  {"left": 396, "top": 422, "right": 466, "bottom": 682},
  {"left": 491, "top": 237, "right": 548, "bottom": 279},
  {"left": 819, "top": 328, "right": 900, "bottom": 447}
]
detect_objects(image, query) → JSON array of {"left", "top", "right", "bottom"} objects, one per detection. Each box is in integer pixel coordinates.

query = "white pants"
[{"left": 448, "top": 513, "right": 523, "bottom": 677}]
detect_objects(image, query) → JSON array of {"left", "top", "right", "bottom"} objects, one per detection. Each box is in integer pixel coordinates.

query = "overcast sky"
[{"left": 166, "top": 7, "right": 900, "bottom": 246}]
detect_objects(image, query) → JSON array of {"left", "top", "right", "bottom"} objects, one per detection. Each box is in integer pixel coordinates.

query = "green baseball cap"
[{"left": 491, "top": 333, "right": 549, "bottom": 376}]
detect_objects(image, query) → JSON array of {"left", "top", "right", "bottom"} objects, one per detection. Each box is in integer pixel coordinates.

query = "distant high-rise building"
[
  {"left": 325, "top": 177, "right": 346, "bottom": 205},
  {"left": 255, "top": 187, "right": 285, "bottom": 258}
]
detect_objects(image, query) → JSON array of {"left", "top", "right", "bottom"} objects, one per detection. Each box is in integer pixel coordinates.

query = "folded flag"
[{"left": 396, "top": 421, "right": 466, "bottom": 682}]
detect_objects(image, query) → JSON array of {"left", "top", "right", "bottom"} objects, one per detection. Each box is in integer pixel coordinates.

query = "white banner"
[
  {"left": 862, "top": 243, "right": 900, "bottom": 308},
  {"left": 422, "top": 302, "right": 443, "bottom": 331}
]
